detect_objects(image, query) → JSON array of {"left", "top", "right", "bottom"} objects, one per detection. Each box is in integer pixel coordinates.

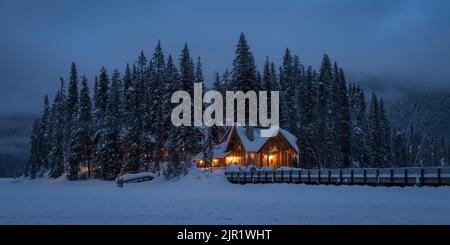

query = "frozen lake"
[{"left": 1, "top": 169, "right": 450, "bottom": 224}]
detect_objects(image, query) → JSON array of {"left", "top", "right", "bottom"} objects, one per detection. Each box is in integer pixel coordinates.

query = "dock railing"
[{"left": 224, "top": 167, "right": 450, "bottom": 186}]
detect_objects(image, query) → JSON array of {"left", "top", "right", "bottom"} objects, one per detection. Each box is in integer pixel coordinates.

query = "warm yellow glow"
[
  {"left": 269, "top": 155, "right": 274, "bottom": 160},
  {"left": 226, "top": 156, "right": 240, "bottom": 163}
]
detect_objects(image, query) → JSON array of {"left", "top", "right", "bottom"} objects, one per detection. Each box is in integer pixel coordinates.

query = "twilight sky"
[{"left": 0, "top": 0, "right": 449, "bottom": 114}]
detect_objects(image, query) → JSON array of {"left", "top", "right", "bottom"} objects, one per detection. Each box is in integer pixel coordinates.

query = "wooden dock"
[{"left": 224, "top": 167, "right": 450, "bottom": 186}]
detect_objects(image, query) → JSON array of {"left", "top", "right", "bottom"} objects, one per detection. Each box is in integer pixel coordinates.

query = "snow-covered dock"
[{"left": 225, "top": 167, "right": 450, "bottom": 186}]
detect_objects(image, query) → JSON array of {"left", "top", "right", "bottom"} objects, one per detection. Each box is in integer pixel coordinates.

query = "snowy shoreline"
[{"left": 1, "top": 169, "right": 450, "bottom": 225}]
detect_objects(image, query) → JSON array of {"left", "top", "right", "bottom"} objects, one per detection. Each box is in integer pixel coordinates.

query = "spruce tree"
[
  {"left": 350, "top": 85, "right": 370, "bottom": 167},
  {"left": 230, "top": 33, "right": 257, "bottom": 125},
  {"left": 96, "top": 69, "right": 122, "bottom": 180},
  {"left": 379, "top": 98, "right": 392, "bottom": 166},
  {"left": 221, "top": 69, "right": 231, "bottom": 91},
  {"left": 28, "top": 119, "right": 41, "bottom": 178},
  {"left": 164, "top": 55, "right": 180, "bottom": 129},
  {"left": 279, "top": 48, "right": 297, "bottom": 132},
  {"left": 49, "top": 79, "right": 66, "bottom": 178},
  {"left": 317, "top": 54, "right": 334, "bottom": 168},
  {"left": 392, "top": 131, "right": 408, "bottom": 167},
  {"left": 368, "top": 93, "right": 384, "bottom": 167},
  {"left": 77, "top": 76, "right": 93, "bottom": 176},
  {"left": 147, "top": 41, "right": 166, "bottom": 172},
  {"left": 298, "top": 66, "right": 317, "bottom": 168},
  {"left": 262, "top": 57, "right": 275, "bottom": 117},
  {"left": 166, "top": 43, "right": 200, "bottom": 169},
  {"left": 39, "top": 95, "right": 51, "bottom": 172},
  {"left": 230, "top": 33, "right": 257, "bottom": 92},
  {"left": 66, "top": 62, "right": 79, "bottom": 123},
  {"left": 336, "top": 68, "right": 352, "bottom": 168},
  {"left": 201, "top": 127, "right": 214, "bottom": 172}
]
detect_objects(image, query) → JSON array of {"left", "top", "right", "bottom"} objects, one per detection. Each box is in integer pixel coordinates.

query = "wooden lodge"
[{"left": 193, "top": 125, "right": 299, "bottom": 169}]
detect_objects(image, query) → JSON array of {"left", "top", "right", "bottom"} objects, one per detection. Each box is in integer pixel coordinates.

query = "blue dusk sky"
[{"left": 0, "top": 0, "right": 449, "bottom": 113}]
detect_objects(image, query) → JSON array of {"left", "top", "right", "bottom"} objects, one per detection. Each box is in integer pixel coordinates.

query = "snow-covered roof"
[
  {"left": 235, "top": 126, "right": 298, "bottom": 153},
  {"left": 193, "top": 125, "right": 298, "bottom": 161}
]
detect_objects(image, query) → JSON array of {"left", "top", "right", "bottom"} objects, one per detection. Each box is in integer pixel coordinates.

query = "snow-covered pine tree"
[
  {"left": 279, "top": 48, "right": 297, "bottom": 132},
  {"left": 368, "top": 93, "right": 384, "bottom": 167},
  {"left": 292, "top": 55, "right": 304, "bottom": 114},
  {"left": 392, "top": 131, "right": 408, "bottom": 167},
  {"left": 255, "top": 70, "right": 262, "bottom": 93},
  {"left": 77, "top": 76, "right": 93, "bottom": 176},
  {"left": 163, "top": 55, "right": 180, "bottom": 129},
  {"left": 124, "top": 55, "right": 147, "bottom": 173},
  {"left": 262, "top": 57, "right": 274, "bottom": 117},
  {"left": 39, "top": 95, "right": 51, "bottom": 173},
  {"left": 194, "top": 57, "right": 206, "bottom": 104},
  {"left": 350, "top": 84, "right": 370, "bottom": 167},
  {"left": 316, "top": 54, "right": 334, "bottom": 168},
  {"left": 201, "top": 126, "right": 214, "bottom": 172},
  {"left": 66, "top": 62, "right": 79, "bottom": 131},
  {"left": 379, "top": 98, "right": 392, "bottom": 166},
  {"left": 336, "top": 68, "right": 352, "bottom": 168},
  {"left": 147, "top": 41, "right": 166, "bottom": 172},
  {"left": 230, "top": 33, "right": 257, "bottom": 92},
  {"left": 91, "top": 67, "right": 110, "bottom": 172},
  {"left": 212, "top": 72, "right": 223, "bottom": 95},
  {"left": 110, "top": 69, "right": 123, "bottom": 126},
  {"left": 270, "top": 62, "right": 279, "bottom": 91},
  {"left": 165, "top": 43, "right": 201, "bottom": 173},
  {"left": 298, "top": 66, "right": 317, "bottom": 168},
  {"left": 49, "top": 79, "right": 66, "bottom": 178},
  {"left": 165, "top": 126, "right": 184, "bottom": 177},
  {"left": 222, "top": 69, "right": 231, "bottom": 91},
  {"left": 211, "top": 72, "right": 225, "bottom": 142},
  {"left": 230, "top": 33, "right": 257, "bottom": 125},
  {"left": 95, "top": 68, "right": 122, "bottom": 180},
  {"left": 28, "top": 119, "right": 41, "bottom": 178}
]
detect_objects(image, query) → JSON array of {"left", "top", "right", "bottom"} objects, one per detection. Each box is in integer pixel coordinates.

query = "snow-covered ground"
[{"left": 1, "top": 168, "right": 450, "bottom": 224}]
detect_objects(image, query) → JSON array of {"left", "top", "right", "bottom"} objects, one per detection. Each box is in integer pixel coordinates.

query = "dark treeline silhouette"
[{"left": 25, "top": 33, "right": 449, "bottom": 180}]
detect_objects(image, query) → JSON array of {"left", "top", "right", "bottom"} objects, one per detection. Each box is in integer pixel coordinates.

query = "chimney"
[{"left": 246, "top": 126, "right": 254, "bottom": 141}]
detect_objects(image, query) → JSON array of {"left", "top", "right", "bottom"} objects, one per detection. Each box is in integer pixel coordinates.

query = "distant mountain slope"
[
  {"left": 387, "top": 89, "right": 450, "bottom": 141},
  {"left": 0, "top": 114, "right": 35, "bottom": 177}
]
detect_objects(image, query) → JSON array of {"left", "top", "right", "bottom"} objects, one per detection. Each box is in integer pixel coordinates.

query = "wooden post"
[
  {"left": 339, "top": 169, "right": 343, "bottom": 184},
  {"left": 265, "top": 171, "right": 268, "bottom": 183},
  {"left": 390, "top": 169, "right": 394, "bottom": 185},
  {"left": 257, "top": 171, "right": 261, "bottom": 183},
  {"left": 250, "top": 171, "right": 254, "bottom": 183},
  {"left": 420, "top": 168, "right": 424, "bottom": 186},
  {"left": 318, "top": 170, "right": 321, "bottom": 184},
  {"left": 298, "top": 170, "right": 302, "bottom": 184},
  {"left": 289, "top": 170, "right": 293, "bottom": 183},
  {"left": 405, "top": 168, "right": 408, "bottom": 185},
  {"left": 237, "top": 172, "right": 240, "bottom": 184},
  {"left": 230, "top": 172, "right": 234, "bottom": 183},
  {"left": 376, "top": 169, "right": 379, "bottom": 185},
  {"left": 350, "top": 169, "right": 354, "bottom": 184},
  {"left": 438, "top": 168, "right": 441, "bottom": 185},
  {"left": 243, "top": 172, "right": 247, "bottom": 184},
  {"left": 308, "top": 170, "right": 311, "bottom": 183},
  {"left": 363, "top": 169, "right": 367, "bottom": 184},
  {"left": 328, "top": 170, "right": 331, "bottom": 184},
  {"left": 281, "top": 169, "right": 284, "bottom": 183}
]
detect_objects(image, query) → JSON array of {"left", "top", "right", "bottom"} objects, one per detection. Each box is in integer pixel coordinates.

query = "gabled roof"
[
  {"left": 227, "top": 125, "right": 299, "bottom": 153},
  {"left": 192, "top": 125, "right": 299, "bottom": 161}
]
